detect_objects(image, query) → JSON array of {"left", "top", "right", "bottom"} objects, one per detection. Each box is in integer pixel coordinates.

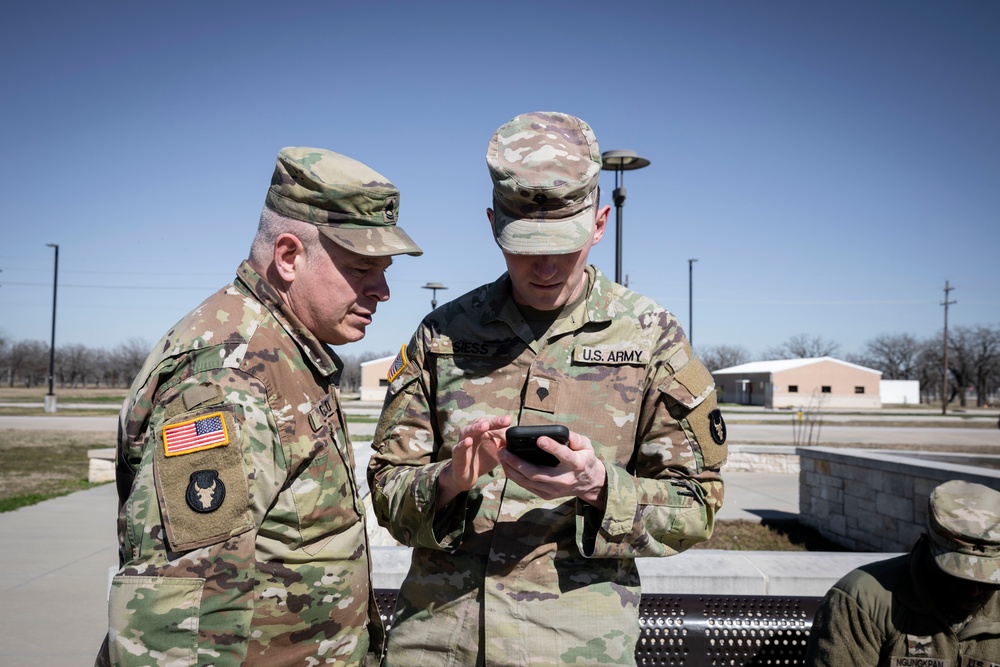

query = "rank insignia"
[
  {"left": 163, "top": 412, "right": 229, "bottom": 457},
  {"left": 709, "top": 408, "right": 727, "bottom": 445},
  {"left": 186, "top": 469, "right": 226, "bottom": 513},
  {"left": 387, "top": 344, "right": 408, "bottom": 383}
]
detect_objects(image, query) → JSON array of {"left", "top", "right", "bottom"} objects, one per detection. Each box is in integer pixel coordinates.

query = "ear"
[
  {"left": 591, "top": 205, "right": 610, "bottom": 245},
  {"left": 486, "top": 207, "right": 495, "bottom": 232},
  {"left": 273, "top": 233, "right": 305, "bottom": 284}
]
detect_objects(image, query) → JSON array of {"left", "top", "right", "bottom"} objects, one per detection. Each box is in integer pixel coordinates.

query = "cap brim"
[
  {"left": 492, "top": 207, "right": 594, "bottom": 256},
  {"left": 931, "top": 539, "right": 1000, "bottom": 584},
  {"left": 319, "top": 225, "right": 423, "bottom": 257}
]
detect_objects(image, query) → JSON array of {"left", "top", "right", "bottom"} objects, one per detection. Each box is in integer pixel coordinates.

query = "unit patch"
[
  {"left": 387, "top": 344, "right": 408, "bottom": 383},
  {"left": 163, "top": 412, "right": 229, "bottom": 456},
  {"left": 186, "top": 470, "right": 226, "bottom": 513},
  {"left": 574, "top": 346, "right": 649, "bottom": 365},
  {"left": 709, "top": 408, "right": 727, "bottom": 445}
]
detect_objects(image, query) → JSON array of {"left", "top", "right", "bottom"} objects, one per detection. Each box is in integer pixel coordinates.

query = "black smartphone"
[{"left": 505, "top": 425, "right": 570, "bottom": 467}]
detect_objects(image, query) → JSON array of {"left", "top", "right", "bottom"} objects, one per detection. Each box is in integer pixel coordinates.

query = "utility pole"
[{"left": 941, "top": 280, "right": 956, "bottom": 415}]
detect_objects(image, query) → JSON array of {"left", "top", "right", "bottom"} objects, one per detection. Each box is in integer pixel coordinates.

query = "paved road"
[{"left": 3, "top": 413, "right": 998, "bottom": 449}]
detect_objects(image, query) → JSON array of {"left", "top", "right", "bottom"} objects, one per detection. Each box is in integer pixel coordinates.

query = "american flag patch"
[
  {"left": 387, "top": 344, "right": 408, "bottom": 383},
  {"left": 163, "top": 412, "right": 230, "bottom": 457}
]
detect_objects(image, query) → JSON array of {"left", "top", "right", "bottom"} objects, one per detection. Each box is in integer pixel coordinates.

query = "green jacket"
[
  {"left": 103, "top": 261, "right": 382, "bottom": 666},
  {"left": 806, "top": 537, "right": 1000, "bottom": 666},
  {"left": 368, "top": 266, "right": 726, "bottom": 667}
]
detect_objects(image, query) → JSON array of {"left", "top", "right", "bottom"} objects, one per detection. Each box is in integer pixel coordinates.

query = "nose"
[
  {"left": 533, "top": 255, "right": 558, "bottom": 280},
  {"left": 367, "top": 272, "right": 390, "bottom": 303}
]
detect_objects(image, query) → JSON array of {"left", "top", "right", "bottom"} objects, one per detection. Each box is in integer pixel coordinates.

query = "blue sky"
[{"left": 2, "top": 1, "right": 997, "bottom": 361}]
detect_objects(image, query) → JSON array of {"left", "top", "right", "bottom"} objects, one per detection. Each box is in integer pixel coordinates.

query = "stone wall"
[{"left": 798, "top": 447, "right": 1000, "bottom": 551}]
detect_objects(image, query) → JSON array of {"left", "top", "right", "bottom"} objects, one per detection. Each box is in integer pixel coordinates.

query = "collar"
[
  {"left": 235, "top": 261, "right": 341, "bottom": 378},
  {"left": 483, "top": 265, "right": 617, "bottom": 338}
]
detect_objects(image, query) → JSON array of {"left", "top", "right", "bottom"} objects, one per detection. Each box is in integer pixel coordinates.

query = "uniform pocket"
[{"left": 108, "top": 575, "right": 204, "bottom": 666}]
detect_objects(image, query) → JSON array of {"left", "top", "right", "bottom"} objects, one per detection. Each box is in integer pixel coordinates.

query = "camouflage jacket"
[
  {"left": 104, "top": 261, "right": 382, "bottom": 667},
  {"left": 368, "top": 266, "right": 727, "bottom": 667},
  {"left": 806, "top": 537, "right": 1000, "bottom": 667}
]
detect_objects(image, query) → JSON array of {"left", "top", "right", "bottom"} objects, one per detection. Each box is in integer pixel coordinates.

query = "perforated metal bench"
[{"left": 374, "top": 590, "right": 822, "bottom": 666}]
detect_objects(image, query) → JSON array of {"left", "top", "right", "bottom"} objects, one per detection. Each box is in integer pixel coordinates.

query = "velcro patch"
[
  {"left": 387, "top": 344, "right": 408, "bottom": 383},
  {"left": 163, "top": 412, "right": 229, "bottom": 456},
  {"left": 574, "top": 346, "right": 649, "bottom": 365},
  {"left": 891, "top": 658, "right": 949, "bottom": 667}
]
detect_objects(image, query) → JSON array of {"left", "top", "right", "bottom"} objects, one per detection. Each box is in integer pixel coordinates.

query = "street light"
[
  {"left": 422, "top": 282, "right": 447, "bottom": 309},
  {"left": 45, "top": 243, "right": 59, "bottom": 413},
  {"left": 600, "top": 149, "right": 650, "bottom": 284},
  {"left": 688, "top": 258, "right": 698, "bottom": 346}
]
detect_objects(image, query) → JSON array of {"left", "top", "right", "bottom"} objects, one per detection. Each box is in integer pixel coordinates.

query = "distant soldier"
[
  {"left": 368, "top": 111, "right": 727, "bottom": 666},
  {"left": 806, "top": 479, "right": 1000, "bottom": 666},
  {"left": 96, "top": 147, "right": 421, "bottom": 666}
]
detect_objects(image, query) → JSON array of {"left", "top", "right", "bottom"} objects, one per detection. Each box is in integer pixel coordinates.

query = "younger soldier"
[
  {"left": 97, "top": 148, "right": 421, "bottom": 666},
  {"left": 806, "top": 479, "right": 1000, "bottom": 666},
  {"left": 368, "top": 111, "right": 727, "bottom": 666}
]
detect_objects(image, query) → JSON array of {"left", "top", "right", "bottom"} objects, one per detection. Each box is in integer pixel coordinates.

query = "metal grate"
[
  {"left": 637, "top": 594, "right": 821, "bottom": 666},
  {"left": 374, "top": 590, "right": 822, "bottom": 666}
]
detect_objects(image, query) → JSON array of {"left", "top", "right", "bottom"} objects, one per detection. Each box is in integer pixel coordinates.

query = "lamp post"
[
  {"left": 422, "top": 282, "right": 447, "bottom": 309},
  {"left": 45, "top": 243, "right": 59, "bottom": 413},
  {"left": 688, "top": 258, "right": 698, "bottom": 346},
  {"left": 600, "top": 149, "right": 650, "bottom": 285}
]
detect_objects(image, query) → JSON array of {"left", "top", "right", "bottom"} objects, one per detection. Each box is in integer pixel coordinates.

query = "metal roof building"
[{"left": 712, "top": 356, "right": 882, "bottom": 409}]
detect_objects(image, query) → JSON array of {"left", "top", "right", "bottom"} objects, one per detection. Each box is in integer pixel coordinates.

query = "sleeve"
[
  {"left": 577, "top": 332, "right": 728, "bottom": 559},
  {"left": 367, "top": 331, "right": 468, "bottom": 550},
  {"left": 805, "top": 586, "right": 886, "bottom": 667},
  {"left": 109, "top": 371, "right": 276, "bottom": 667}
]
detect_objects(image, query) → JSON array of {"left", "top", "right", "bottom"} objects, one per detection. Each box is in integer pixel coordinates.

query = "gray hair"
[{"left": 249, "top": 206, "right": 324, "bottom": 265}]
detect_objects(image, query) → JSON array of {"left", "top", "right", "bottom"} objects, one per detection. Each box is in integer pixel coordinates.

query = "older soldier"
[
  {"left": 368, "top": 111, "right": 727, "bottom": 666},
  {"left": 806, "top": 479, "right": 1000, "bottom": 667},
  {"left": 96, "top": 147, "right": 421, "bottom": 666}
]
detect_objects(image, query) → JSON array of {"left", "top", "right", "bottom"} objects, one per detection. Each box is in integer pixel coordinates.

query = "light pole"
[
  {"left": 45, "top": 243, "right": 59, "bottom": 413},
  {"left": 422, "top": 282, "right": 447, "bottom": 309},
  {"left": 600, "top": 150, "right": 650, "bottom": 285},
  {"left": 688, "top": 258, "right": 698, "bottom": 345}
]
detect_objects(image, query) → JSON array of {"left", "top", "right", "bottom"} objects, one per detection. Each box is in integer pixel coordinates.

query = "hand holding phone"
[{"left": 504, "top": 425, "right": 570, "bottom": 467}]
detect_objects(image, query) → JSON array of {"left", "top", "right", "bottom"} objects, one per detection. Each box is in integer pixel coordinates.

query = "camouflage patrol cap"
[
  {"left": 265, "top": 146, "right": 422, "bottom": 257},
  {"left": 927, "top": 480, "right": 1000, "bottom": 584},
  {"left": 486, "top": 111, "right": 602, "bottom": 255}
]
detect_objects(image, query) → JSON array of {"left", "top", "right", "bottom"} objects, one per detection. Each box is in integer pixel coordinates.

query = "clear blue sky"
[{"left": 2, "top": 1, "right": 997, "bottom": 361}]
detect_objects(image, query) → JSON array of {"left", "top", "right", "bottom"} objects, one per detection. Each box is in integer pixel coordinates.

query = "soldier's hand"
[
  {"left": 499, "top": 429, "right": 608, "bottom": 508},
  {"left": 436, "top": 415, "right": 511, "bottom": 509}
]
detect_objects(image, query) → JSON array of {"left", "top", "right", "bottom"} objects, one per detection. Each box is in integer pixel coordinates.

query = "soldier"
[
  {"left": 368, "top": 111, "right": 727, "bottom": 666},
  {"left": 96, "top": 147, "right": 422, "bottom": 666},
  {"left": 806, "top": 479, "right": 1000, "bottom": 666}
]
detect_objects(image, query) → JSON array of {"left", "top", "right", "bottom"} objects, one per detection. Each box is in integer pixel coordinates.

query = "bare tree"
[
  {"left": 6, "top": 340, "right": 49, "bottom": 387},
  {"left": 958, "top": 325, "right": 1000, "bottom": 407},
  {"left": 0, "top": 333, "right": 8, "bottom": 386},
  {"left": 109, "top": 338, "right": 152, "bottom": 388},
  {"left": 854, "top": 333, "right": 922, "bottom": 379},
  {"left": 762, "top": 334, "right": 840, "bottom": 360},
  {"left": 699, "top": 344, "right": 752, "bottom": 372},
  {"left": 58, "top": 343, "right": 97, "bottom": 388}
]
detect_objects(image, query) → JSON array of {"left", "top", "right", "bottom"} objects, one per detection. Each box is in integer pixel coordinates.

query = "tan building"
[
  {"left": 360, "top": 354, "right": 395, "bottom": 402},
  {"left": 712, "top": 357, "right": 882, "bottom": 409}
]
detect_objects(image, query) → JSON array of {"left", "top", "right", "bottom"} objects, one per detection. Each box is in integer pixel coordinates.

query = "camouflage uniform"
[
  {"left": 101, "top": 147, "right": 421, "bottom": 666},
  {"left": 368, "top": 112, "right": 727, "bottom": 667},
  {"left": 806, "top": 480, "right": 1000, "bottom": 667}
]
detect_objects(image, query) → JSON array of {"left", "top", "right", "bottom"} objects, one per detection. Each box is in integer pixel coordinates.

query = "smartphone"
[{"left": 505, "top": 425, "right": 570, "bottom": 467}]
